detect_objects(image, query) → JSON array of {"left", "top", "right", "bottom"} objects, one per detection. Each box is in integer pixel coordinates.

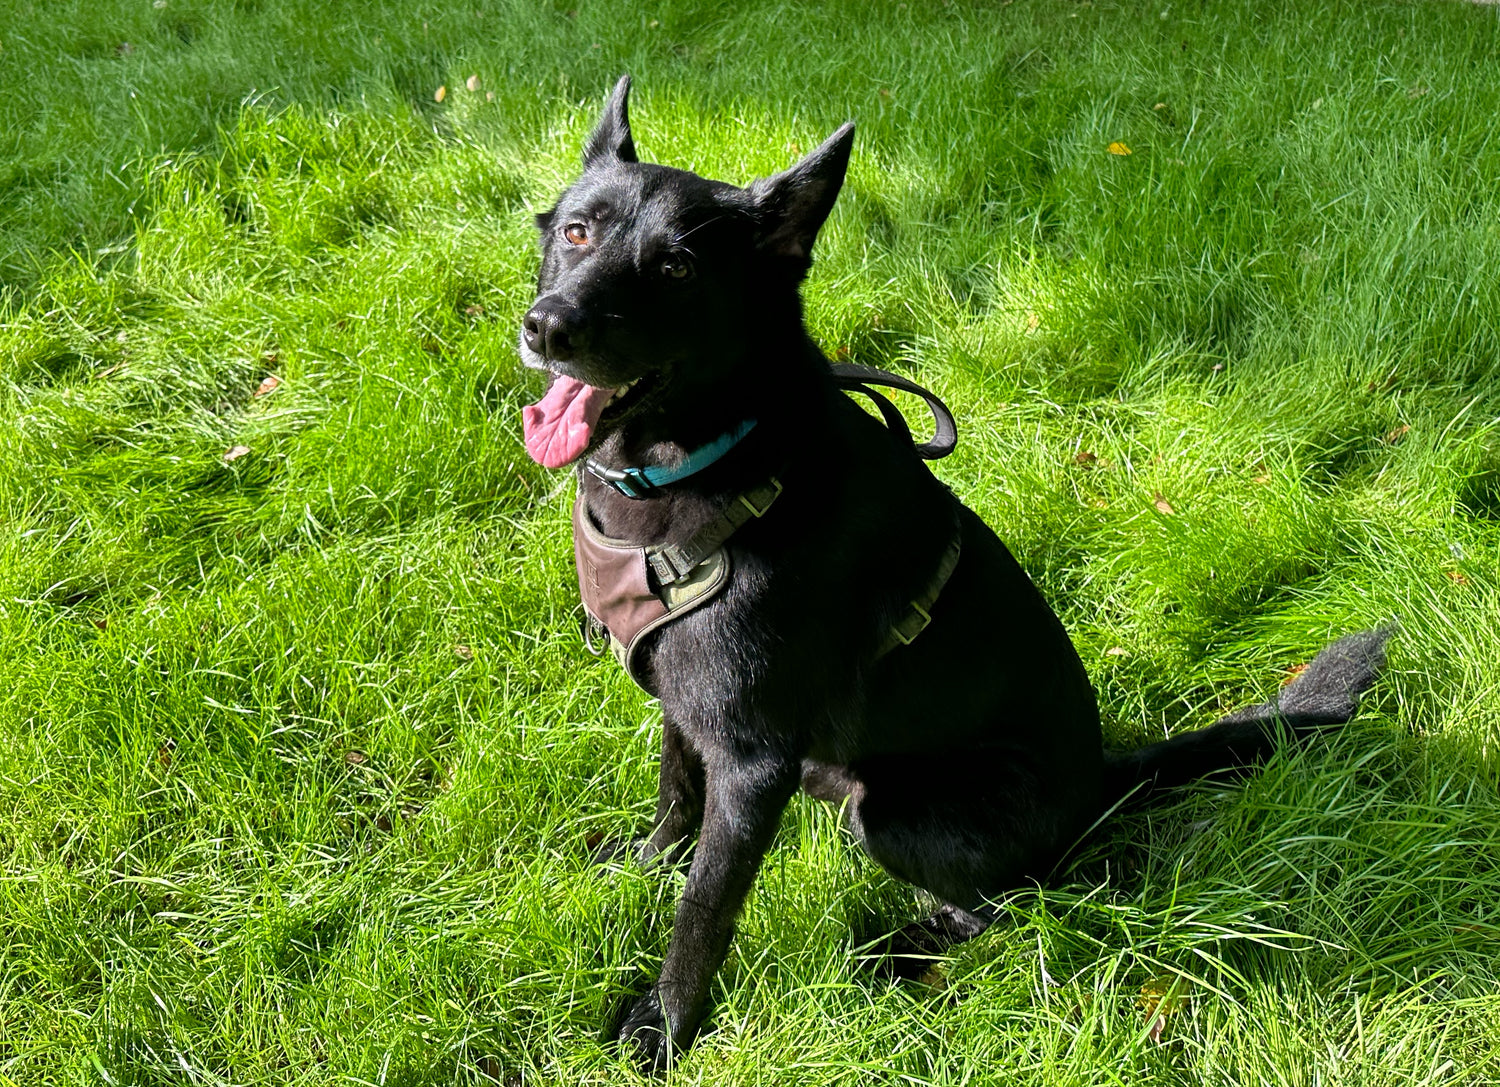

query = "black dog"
[{"left": 517, "top": 77, "right": 1389, "bottom": 1071}]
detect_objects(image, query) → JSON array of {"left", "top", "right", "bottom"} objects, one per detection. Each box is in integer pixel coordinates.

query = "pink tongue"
[{"left": 521, "top": 375, "right": 617, "bottom": 468}]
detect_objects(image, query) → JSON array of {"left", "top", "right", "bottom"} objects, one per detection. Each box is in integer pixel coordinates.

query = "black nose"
[{"left": 522, "top": 297, "right": 588, "bottom": 361}]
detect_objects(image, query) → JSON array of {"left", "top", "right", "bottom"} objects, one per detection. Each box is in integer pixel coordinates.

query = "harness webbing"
[
  {"left": 645, "top": 477, "right": 784, "bottom": 585},
  {"left": 875, "top": 514, "right": 963, "bottom": 659}
]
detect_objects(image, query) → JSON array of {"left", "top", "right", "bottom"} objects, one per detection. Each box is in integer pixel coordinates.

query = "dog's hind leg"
[{"left": 846, "top": 748, "right": 1097, "bottom": 976}]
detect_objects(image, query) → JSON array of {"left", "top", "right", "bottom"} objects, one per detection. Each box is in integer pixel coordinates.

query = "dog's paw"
[
  {"left": 617, "top": 987, "right": 684, "bottom": 1074},
  {"left": 857, "top": 904, "right": 994, "bottom": 981},
  {"left": 593, "top": 834, "right": 695, "bottom": 870},
  {"left": 590, "top": 835, "right": 646, "bottom": 866}
]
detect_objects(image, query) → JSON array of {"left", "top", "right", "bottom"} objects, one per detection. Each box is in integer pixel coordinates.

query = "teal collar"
[{"left": 585, "top": 419, "right": 758, "bottom": 499}]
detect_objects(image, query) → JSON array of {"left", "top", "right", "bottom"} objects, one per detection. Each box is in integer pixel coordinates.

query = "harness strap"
[
  {"left": 874, "top": 512, "right": 964, "bottom": 659},
  {"left": 830, "top": 363, "right": 958, "bottom": 460},
  {"left": 646, "top": 477, "right": 784, "bottom": 585}
]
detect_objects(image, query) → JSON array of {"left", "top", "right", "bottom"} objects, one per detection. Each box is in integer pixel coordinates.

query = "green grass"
[{"left": 3, "top": 0, "right": 1500, "bottom": 1082}]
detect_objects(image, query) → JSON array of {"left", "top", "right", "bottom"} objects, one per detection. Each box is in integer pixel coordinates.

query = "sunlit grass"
[{"left": 3, "top": 0, "right": 1500, "bottom": 1083}]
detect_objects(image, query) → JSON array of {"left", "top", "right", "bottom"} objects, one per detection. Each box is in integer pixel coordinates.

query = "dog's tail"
[{"left": 1102, "top": 626, "right": 1394, "bottom": 802}]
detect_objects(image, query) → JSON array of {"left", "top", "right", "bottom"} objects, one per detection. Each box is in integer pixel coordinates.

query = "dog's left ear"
[
  {"left": 748, "top": 122, "right": 855, "bottom": 264},
  {"left": 583, "top": 75, "right": 638, "bottom": 167}
]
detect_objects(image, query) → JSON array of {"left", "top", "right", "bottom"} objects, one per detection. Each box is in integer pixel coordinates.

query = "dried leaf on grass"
[{"left": 1138, "top": 976, "right": 1188, "bottom": 1043}]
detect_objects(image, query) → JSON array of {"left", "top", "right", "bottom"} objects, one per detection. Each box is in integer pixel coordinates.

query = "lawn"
[{"left": 2, "top": 0, "right": 1499, "bottom": 1083}]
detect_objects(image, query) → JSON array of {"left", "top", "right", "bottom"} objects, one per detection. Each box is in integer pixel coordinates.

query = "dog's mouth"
[{"left": 521, "top": 371, "right": 654, "bottom": 468}]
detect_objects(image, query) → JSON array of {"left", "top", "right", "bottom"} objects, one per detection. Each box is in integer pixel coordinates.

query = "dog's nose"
[{"left": 522, "top": 298, "right": 588, "bottom": 361}]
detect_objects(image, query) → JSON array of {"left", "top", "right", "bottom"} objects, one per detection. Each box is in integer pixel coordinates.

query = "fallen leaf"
[
  {"left": 1138, "top": 976, "right": 1188, "bottom": 1044},
  {"left": 157, "top": 738, "right": 177, "bottom": 767},
  {"left": 1383, "top": 424, "right": 1410, "bottom": 445},
  {"left": 254, "top": 374, "right": 280, "bottom": 397},
  {"left": 91, "top": 617, "right": 109, "bottom": 631},
  {"left": 1282, "top": 662, "right": 1309, "bottom": 685},
  {"left": 1455, "top": 922, "right": 1500, "bottom": 936},
  {"left": 1153, "top": 494, "right": 1175, "bottom": 515},
  {"left": 1252, "top": 473, "right": 1271, "bottom": 484},
  {"left": 222, "top": 445, "right": 250, "bottom": 462},
  {"left": 1445, "top": 569, "right": 1470, "bottom": 586},
  {"left": 1074, "top": 450, "right": 1098, "bottom": 467},
  {"left": 344, "top": 749, "right": 369, "bottom": 766},
  {"left": 1107, "top": 141, "right": 1132, "bottom": 156},
  {"left": 466, "top": 73, "right": 480, "bottom": 92},
  {"left": 434, "top": 85, "right": 447, "bottom": 103}
]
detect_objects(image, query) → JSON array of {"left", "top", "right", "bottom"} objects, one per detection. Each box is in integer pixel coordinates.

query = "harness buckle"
[
  {"left": 739, "top": 478, "right": 783, "bottom": 518},
  {"left": 892, "top": 601, "right": 933, "bottom": 646}
]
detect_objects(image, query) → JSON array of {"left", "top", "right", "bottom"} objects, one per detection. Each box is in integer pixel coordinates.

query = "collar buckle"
[{"left": 586, "top": 462, "right": 659, "bottom": 498}]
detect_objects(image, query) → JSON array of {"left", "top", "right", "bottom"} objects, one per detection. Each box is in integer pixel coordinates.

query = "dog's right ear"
[{"left": 583, "top": 75, "right": 637, "bottom": 167}]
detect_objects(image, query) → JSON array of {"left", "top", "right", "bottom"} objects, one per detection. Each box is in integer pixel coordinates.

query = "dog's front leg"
[
  {"left": 638, "top": 719, "right": 705, "bottom": 865},
  {"left": 619, "top": 754, "right": 800, "bottom": 1072},
  {"left": 593, "top": 719, "right": 705, "bottom": 867}
]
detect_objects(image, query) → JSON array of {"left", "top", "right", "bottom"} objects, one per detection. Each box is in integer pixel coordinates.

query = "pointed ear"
[
  {"left": 583, "top": 75, "right": 637, "bottom": 167},
  {"left": 748, "top": 122, "right": 855, "bottom": 263}
]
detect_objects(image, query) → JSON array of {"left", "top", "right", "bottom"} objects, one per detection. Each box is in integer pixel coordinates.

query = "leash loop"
[{"left": 829, "top": 362, "right": 958, "bottom": 460}]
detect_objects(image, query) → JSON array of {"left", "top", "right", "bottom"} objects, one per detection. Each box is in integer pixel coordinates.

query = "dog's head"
[{"left": 520, "top": 76, "right": 854, "bottom": 469}]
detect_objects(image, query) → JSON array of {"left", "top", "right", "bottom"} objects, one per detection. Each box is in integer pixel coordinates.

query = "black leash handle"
[{"left": 829, "top": 362, "right": 958, "bottom": 460}]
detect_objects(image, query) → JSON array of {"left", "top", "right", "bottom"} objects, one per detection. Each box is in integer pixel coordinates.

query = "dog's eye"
[
  {"left": 660, "top": 255, "right": 693, "bottom": 280},
  {"left": 563, "top": 222, "right": 589, "bottom": 246}
]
